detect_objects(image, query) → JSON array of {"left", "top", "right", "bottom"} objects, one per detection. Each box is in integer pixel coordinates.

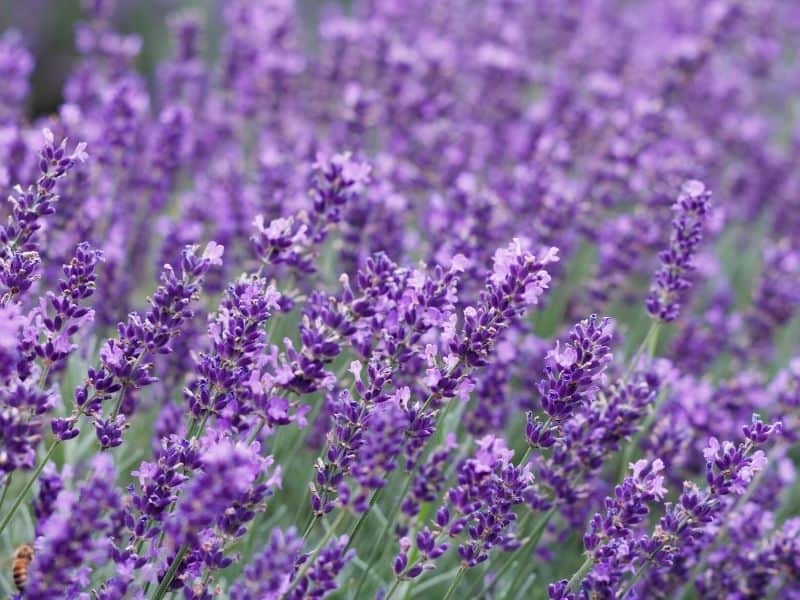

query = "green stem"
[
  {"left": 151, "top": 544, "right": 189, "bottom": 600},
  {"left": 489, "top": 506, "right": 557, "bottom": 597},
  {"left": 616, "top": 323, "right": 663, "bottom": 482},
  {"left": 383, "top": 578, "right": 403, "bottom": 600},
  {"left": 110, "top": 353, "right": 148, "bottom": 420},
  {"left": 623, "top": 322, "right": 660, "bottom": 381},
  {"left": 344, "top": 486, "right": 382, "bottom": 552},
  {"left": 617, "top": 561, "right": 648, "bottom": 599},
  {"left": 517, "top": 445, "right": 533, "bottom": 467},
  {"left": 144, "top": 411, "right": 211, "bottom": 595},
  {"left": 283, "top": 511, "right": 347, "bottom": 599},
  {"left": 352, "top": 476, "right": 412, "bottom": 597},
  {"left": 302, "top": 512, "right": 320, "bottom": 541},
  {"left": 293, "top": 484, "right": 312, "bottom": 529},
  {"left": 567, "top": 555, "right": 593, "bottom": 591},
  {"left": 246, "top": 417, "right": 266, "bottom": 445},
  {"left": 441, "top": 566, "right": 466, "bottom": 600},
  {"left": 0, "top": 440, "right": 59, "bottom": 537},
  {"left": 351, "top": 393, "right": 463, "bottom": 598},
  {"left": 38, "top": 364, "right": 51, "bottom": 388},
  {"left": 0, "top": 473, "right": 12, "bottom": 514}
]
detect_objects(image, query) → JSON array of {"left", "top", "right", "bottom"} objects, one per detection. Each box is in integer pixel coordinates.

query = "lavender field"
[{"left": 0, "top": 1, "right": 799, "bottom": 598}]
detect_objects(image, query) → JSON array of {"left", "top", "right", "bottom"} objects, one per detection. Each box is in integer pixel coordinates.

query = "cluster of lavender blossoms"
[{"left": 0, "top": 0, "right": 798, "bottom": 598}]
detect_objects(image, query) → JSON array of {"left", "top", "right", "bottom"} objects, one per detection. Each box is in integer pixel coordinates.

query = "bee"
[{"left": 12, "top": 543, "right": 34, "bottom": 591}]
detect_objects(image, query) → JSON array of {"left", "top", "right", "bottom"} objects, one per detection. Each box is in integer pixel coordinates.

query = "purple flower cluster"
[
  {"left": 0, "top": 130, "right": 87, "bottom": 304},
  {"left": 25, "top": 454, "right": 120, "bottom": 599},
  {"left": 646, "top": 180, "right": 713, "bottom": 322},
  {"left": 51, "top": 242, "right": 221, "bottom": 446},
  {"left": 0, "top": 1, "right": 797, "bottom": 599},
  {"left": 551, "top": 416, "right": 782, "bottom": 599},
  {"left": 392, "top": 435, "right": 534, "bottom": 582}
]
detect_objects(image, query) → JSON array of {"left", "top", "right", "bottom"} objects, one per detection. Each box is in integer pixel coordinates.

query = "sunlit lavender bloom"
[
  {"left": 0, "top": 129, "right": 88, "bottom": 304},
  {"left": 288, "top": 534, "right": 354, "bottom": 600},
  {"left": 548, "top": 458, "right": 667, "bottom": 599},
  {"left": 252, "top": 153, "right": 370, "bottom": 277},
  {"left": 165, "top": 436, "right": 280, "bottom": 548},
  {"left": 0, "top": 29, "right": 33, "bottom": 125},
  {"left": 636, "top": 417, "right": 781, "bottom": 590},
  {"left": 51, "top": 243, "right": 221, "bottom": 445},
  {"left": 526, "top": 315, "right": 614, "bottom": 448},
  {"left": 25, "top": 454, "right": 120, "bottom": 599},
  {"left": 231, "top": 527, "right": 303, "bottom": 600},
  {"left": 558, "top": 416, "right": 781, "bottom": 598},
  {"left": 184, "top": 274, "right": 281, "bottom": 425},
  {"left": 646, "top": 180, "right": 712, "bottom": 322},
  {"left": 19, "top": 241, "right": 103, "bottom": 379},
  {"left": 455, "top": 241, "right": 559, "bottom": 368}
]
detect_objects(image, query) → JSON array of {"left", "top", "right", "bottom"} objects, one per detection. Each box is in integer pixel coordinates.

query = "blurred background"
[{"left": 0, "top": 0, "right": 325, "bottom": 117}]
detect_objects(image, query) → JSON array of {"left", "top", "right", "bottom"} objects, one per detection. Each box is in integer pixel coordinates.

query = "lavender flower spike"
[
  {"left": 646, "top": 180, "right": 712, "bottom": 322},
  {"left": 25, "top": 453, "right": 121, "bottom": 599},
  {"left": 0, "top": 129, "right": 88, "bottom": 304},
  {"left": 231, "top": 527, "right": 303, "bottom": 600}
]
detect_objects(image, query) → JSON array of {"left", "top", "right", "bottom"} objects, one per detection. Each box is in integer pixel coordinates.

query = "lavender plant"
[{"left": 0, "top": 0, "right": 798, "bottom": 598}]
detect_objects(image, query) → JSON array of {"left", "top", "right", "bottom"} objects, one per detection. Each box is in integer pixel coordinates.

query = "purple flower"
[
  {"left": 646, "top": 180, "right": 712, "bottom": 322},
  {"left": 33, "top": 462, "right": 68, "bottom": 532},
  {"left": 231, "top": 527, "right": 303, "bottom": 600},
  {"left": 560, "top": 415, "right": 781, "bottom": 598},
  {"left": 288, "top": 534, "right": 354, "bottom": 600},
  {"left": 25, "top": 453, "right": 121, "bottom": 599},
  {"left": 252, "top": 153, "right": 371, "bottom": 278},
  {"left": 0, "top": 129, "right": 88, "bottom": 304},
  {"left": 0, "top": 29, "right": 34, "bottom": 125},
  {"left": 454, "top": 241, "right": 559, "bottom": 368},
  {"left": 526, "top": 315, "right": 614, "bottom": 437},
  {"left": 18, "top": 242, "right": 103, "bottom": 380},
  {"left": 184, "top": 274, "right": 281, "bottom": 425},
  {"left": 165, "top": 436, "right": 280, "bottom": 548},
  {"left": 60, "top": 243, "right": 220, "bottom": 445}
]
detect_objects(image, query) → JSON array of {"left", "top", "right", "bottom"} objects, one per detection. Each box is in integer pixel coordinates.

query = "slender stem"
[
  {"left": 506, "top": 563, "right": 536, "bottom": 599},
  {"left": 246, "top": 417, "right": 266, "bottom": 445},
  {"left": 144, "top": 410, "right": 211, "bottom": 595},
  {"left": 441, "top": 566, "right": 466, "bottom": 600},
  {"left": 623, "top": 322, "right": 660, "bottom": 381},
  {"left": 352, "top": 476, "right": 412, "bottom": 597},
  {"left": 616, "top": 323, "right": 663, "bottom": 482},
  {"left": 491, "top": 506, "right": 557, "bottom": 597},
  {"left": 344, "top": 486, "right": 382, "bottom": 552},
  {"left": 517, "top": 445, "right": 532, "bottom": 468},
  {"left": 566, "top": 555, "right": 593, "bottom": 591},
  {"left": 351, "top": 394, "right": 460, "bottom": 594},
  {"left": 184, "top": 416, "right": 198, "bottom": 441},
  {"left": 384, "top": 578, "right": 402, "bottom": 600},
  {"left": 282, "top": 511, "right": 347, "bottom": 599},
  {"left": 38, "top": 364, "right": 51, "bottom": 388},
  {"left": 0, "top": 473, "right": 13, "bottom": 514},
  {"left": 151, "top": 544, "right": 189, "bottom": 600},
  {"left": 0, "top": 440, "right": 59, "bottom": 537},
  {"left": 195, "top": 412, "right": 210, "bottom": 439},
  {"left": 302, "top": 512, "right": 320, "bottom": 541},
  {"left": 110, "top": 353, "right": 148, "bottom": 420},
  {"left": 293, "top": 484, "right": 312, "bottom": 529},
  {"left": 617, "top": 561, "right": 648, "bottom": 599}
]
